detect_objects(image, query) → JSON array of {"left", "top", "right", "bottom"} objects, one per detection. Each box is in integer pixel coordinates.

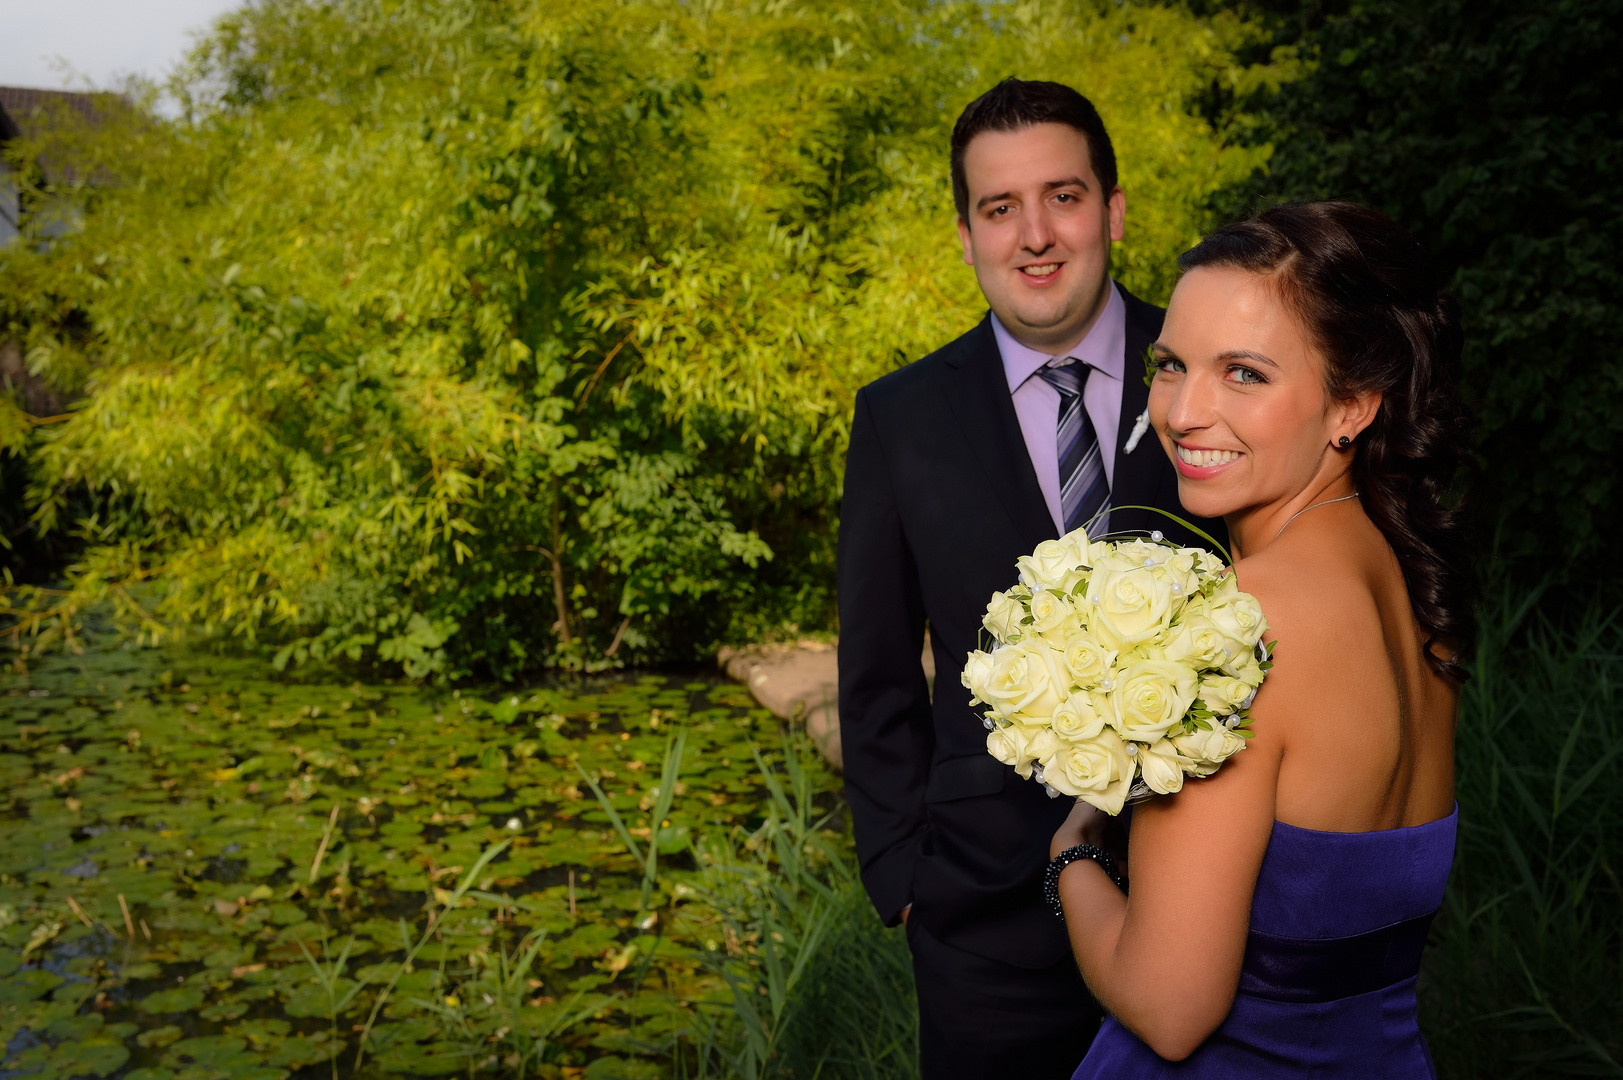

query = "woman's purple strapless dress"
[{"left": 1073, "top": 807, "right": 1458, "bottom": 1079}]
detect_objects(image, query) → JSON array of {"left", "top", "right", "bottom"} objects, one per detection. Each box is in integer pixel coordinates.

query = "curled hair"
[{"left": 1179, "top": 202, "right": 1475, "bottom": 681}]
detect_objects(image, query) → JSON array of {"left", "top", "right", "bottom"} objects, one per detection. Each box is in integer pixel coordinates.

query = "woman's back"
[{"left": 1243, "top": 503, "right": 1457, "bottom": 835}]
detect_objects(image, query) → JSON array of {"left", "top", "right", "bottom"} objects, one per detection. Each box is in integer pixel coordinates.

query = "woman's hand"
[{"left": 1051, "top": 798, "right": 1111, "bottom": 859}]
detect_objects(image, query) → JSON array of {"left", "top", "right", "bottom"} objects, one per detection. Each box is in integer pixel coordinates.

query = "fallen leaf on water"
[
  {"left": 23, "top": 920, "right": 63, "bottom": 956},
  {"left": 602, "top": 943, "right": 638, "bottom": 973}
]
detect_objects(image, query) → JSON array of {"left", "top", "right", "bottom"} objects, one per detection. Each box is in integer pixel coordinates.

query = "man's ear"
[
  {"left": 1107, "top": 187, "right": 1126, "bottom": 243},
  {"left": 1337, "top": 390, "right": 1383, "bottom": 443},
  {"left": 957, "top": 216, "right": 975, "bottom": 266}
]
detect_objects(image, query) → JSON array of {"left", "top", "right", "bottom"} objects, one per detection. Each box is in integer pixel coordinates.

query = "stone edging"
[{"left": 717, "top": 636, "right": 936, "bottom": 772}]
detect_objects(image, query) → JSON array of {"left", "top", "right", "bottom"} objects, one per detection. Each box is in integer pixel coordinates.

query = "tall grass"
[
  {"left": 584, "top": 734, "right": 917, "bottom": 1079},
  {"left": 682, "top": 744, "right": 917, "bottom": 1080},
  {"left": 532, "top": 584, "right": 1623, "bottom": 1079},
  {"left": 1424, "top": 585, "right": 1623, "bottom": 1077}
]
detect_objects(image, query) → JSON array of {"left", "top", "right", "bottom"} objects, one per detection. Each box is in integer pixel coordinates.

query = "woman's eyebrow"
[{"left": 1212, "top": 348, "right": 1281, "bottom": 370}]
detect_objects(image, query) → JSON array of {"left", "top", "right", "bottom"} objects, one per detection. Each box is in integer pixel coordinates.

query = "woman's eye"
[
  {"left": 1229, "top": 366, "right": 1266, "bottom": 385},
  {"left": 1154, "top": 357, "right": 1185, "bottom": 374}
]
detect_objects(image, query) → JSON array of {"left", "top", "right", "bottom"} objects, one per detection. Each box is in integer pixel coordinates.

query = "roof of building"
[
  {"left": 0, "top": 87, "right": 132, "bottom": 141},
  {"left": 0, "top": 87, "right": 134, "bottom": 184}
]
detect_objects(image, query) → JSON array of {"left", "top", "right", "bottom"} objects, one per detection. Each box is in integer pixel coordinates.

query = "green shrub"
[
  {"left": 0, "top": 0, "right": 1282, "bottom": 676},
  {"left": 1223, "top": 0, "right": 1623, "bottom": 579}
]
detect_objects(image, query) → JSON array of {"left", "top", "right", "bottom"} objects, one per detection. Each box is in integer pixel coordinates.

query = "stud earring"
[{"left": 1338, "top": 436, "right": 1351, "bottom": 448}]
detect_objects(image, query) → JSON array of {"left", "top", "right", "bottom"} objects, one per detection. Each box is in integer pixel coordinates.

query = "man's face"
[{"left": 957, "top": 123, "right": 1125, "bottom": 354}]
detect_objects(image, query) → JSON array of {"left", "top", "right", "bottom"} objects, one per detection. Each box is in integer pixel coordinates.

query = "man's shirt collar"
[{"left": 992, "top": 281, "right": 1127, "bottom": 392}]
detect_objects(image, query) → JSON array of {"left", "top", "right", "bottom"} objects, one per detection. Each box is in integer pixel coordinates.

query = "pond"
[{"left": 0, "top": 632, "right": 843, "bottom": 1080}]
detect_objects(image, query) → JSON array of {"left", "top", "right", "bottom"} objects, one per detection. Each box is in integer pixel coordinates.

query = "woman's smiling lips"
[{"left": 1174, "top": 442, "right": 1244, "bottom": 478}]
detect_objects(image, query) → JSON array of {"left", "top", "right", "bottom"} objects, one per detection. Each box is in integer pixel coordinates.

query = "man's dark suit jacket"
[{"left": 837, "top": 284, "right": 1226, "bottom": 969}]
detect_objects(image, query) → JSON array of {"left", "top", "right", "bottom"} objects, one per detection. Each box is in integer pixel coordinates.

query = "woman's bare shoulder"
[{"left": 1231, "top": 542, "right": 1384, "bottom": 717}]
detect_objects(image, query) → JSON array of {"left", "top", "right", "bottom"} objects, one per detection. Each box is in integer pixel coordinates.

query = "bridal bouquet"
[{"left": 962, "top": 526, "right": 1271, "bottom": 815}]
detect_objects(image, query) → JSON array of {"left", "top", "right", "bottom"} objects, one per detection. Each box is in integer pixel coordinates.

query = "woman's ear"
[{"left": 1335, "top": 390, "right": 1382, "bottom": 446}]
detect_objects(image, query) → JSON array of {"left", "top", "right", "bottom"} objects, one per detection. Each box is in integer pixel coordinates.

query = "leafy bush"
[
  {"left": 1223, "top": 0, "right": 1623, "bottom": 579},
  {"left": 0, "top": 0, "right": 1281, "bottom": 676}
]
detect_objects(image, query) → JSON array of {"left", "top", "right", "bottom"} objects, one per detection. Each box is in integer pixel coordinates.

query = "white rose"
[
  {"left": 1200, "top": 576, "right": 1270, "bottom": 651},
  {"left": 1188, "top": 548, "right": 1226, "bottom": 580},
  {"left": 1051, "top": 693, "right": 1106, "bottom": 743},
  {"left": 1139, "top": 738, "right": 1188, "bottom": 795},
  {"left": 1085, "top": 559, "right": 1178, "bottom": 651},
  {"left": 1025, "top": 725, "right": 1062, "bottom": 769},
  {"left": 1227, "top": 647, "right": 1266, "bottom": 687},
  {"left": 1057, "top": 525, "right": 1093, "bottom": 552},
  {"left": 986, "top": 725, "right": 1029, "bottom": 770},
  {"left": 1157, "top": 550, "right": 1202, "bottom": 599},
  {"left": 1017, "top": 538, "right": 1085, "bottom": 591},
  {"left": 1061, "top": 635, "right": 1115, "bottom": 689},
  {"left": 1044, "top": 728, "right": 1133, "bottom": 815},
  {"left": 1108, "top": 659, "right": 1200, "bottom": 743},
  {"left": 961, "top": 649, "right": 996, "bottom": 705},
  {"left": 1171, "top": 722, "right": 1247, "bottom": 777},
  {"left": 1027, "top": 590, "right": 1076, "bottom": 641},
  {"left": 982, "top": 591, "right": 1024, "bottom": 643},
  {"left": 972, "top": 645, "right": 1032, "bottom": 719},
  {"left": 1111, "top": 539, "right": 1161, "bottom": 565},
  {"left": 977, "top": 641, "right": 1069, "bottom": 722},
  {"left": 1198, "top": 674, "right": 1254, "bottom": 715},
  {"left": 1163, "top": 615, "right": 1233, "bottom": 668}
]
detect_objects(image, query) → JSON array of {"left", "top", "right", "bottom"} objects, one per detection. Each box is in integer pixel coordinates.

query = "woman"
[{"left": 1055, "top": 201, "right": 1473, "bottom": 1077}]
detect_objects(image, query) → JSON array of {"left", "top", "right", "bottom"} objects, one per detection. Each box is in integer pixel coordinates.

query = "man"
[{"left": 836, "top": 79, "right": 1225, "bottom": 1079}]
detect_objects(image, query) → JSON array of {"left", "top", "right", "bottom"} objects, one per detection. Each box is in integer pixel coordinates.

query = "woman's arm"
[
  {"left": 1051, "top": 734, "right": 1278, "bottom": 1059},
  {"left": 1053, "top": 567, "right": 1322, "bottom": 1060}
]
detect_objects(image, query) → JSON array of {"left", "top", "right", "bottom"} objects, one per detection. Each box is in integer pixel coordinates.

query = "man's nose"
[{"left": 1020, "top": 203, "right": 1056, "bottom": 255}]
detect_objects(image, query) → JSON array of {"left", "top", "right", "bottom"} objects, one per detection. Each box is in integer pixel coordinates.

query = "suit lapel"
[
  {"left": 1110, "top": 285, "right": 1167, "bottom": 510},
  {"left": 942, "top": 317, "right": 1055, "bottom": 549}
]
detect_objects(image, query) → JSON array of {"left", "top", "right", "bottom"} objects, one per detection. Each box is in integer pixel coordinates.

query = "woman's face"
[{"left": 1148, "top": 266, "right": 1365, "bottom": 526}]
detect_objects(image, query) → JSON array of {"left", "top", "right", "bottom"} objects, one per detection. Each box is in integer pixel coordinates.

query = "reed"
[
  {"left": 1423, "top": 585, "right": 1623, "bottom": 1077},
  {"left": 494, "top": 583, "right": 1622, "bottom": 1078}
]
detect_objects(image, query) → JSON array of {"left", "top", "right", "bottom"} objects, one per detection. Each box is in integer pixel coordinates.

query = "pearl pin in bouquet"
[{"left": 962, "top": 524, "right": 1271, "bottom": 815}]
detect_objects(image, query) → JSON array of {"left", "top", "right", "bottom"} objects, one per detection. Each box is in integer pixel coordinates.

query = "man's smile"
[{"left": 1018, "top": 261, "right": 1064, "bottom": 280}]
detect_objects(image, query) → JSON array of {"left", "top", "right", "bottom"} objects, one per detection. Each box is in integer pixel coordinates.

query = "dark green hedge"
[{"left": 1221, "top": 0, "right": 1623, "bottom": 583}]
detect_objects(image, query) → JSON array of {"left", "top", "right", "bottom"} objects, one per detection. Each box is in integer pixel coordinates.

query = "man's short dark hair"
[{"left": 950, "top": 79, "right": 1118, "bottom": 222}]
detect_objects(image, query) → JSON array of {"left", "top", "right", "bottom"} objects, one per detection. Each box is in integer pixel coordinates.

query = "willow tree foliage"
[{"left": 0, "top": 0, "right": 1280, "bottom": 677}]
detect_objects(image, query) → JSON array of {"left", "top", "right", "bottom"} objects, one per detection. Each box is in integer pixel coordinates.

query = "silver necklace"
[{"left": 1274, "top": 492, "right": 1360, "bottom": 539}]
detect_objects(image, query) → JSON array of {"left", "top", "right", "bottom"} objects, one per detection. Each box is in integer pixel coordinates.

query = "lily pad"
[
  {"left": 50, "top": 1039, "right": 131, "bottom": 1078},
  {"left": 0, "top": 968, "right": 66, "bottom": 1003},
  {"left": 139, "top": 986, "right": 206, "bottom": 1014},
  {"left": 137, "top": 1025, "right": 185, "bottom": 1048}
]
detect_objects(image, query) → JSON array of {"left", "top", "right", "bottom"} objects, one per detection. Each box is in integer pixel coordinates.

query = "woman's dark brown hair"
[{"left": 1179, "top": 201, "right": 1475, "bottom": 681}]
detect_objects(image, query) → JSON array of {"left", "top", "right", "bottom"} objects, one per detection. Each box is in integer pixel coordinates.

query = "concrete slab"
[{"left": 717, "top": 635, "right": 935, "bottom": 771}]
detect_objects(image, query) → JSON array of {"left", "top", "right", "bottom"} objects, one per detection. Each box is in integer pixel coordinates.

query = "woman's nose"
[{"left": 1165, "top": 372, "right": 1218, "bottom": 434}]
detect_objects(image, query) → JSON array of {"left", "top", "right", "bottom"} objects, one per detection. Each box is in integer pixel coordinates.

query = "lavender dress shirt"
[{"left": 990, "top": 281, "right": 1128, "bottom": 534}]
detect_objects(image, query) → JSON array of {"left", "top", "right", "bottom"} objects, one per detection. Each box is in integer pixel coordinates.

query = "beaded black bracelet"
[{"left": 1044, "top": 844, "right": 1127, "bottom": 918}]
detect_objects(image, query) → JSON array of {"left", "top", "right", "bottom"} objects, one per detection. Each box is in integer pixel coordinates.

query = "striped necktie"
[{"left": 1037, "top": 362, "right": 1110, "bottom": 537}]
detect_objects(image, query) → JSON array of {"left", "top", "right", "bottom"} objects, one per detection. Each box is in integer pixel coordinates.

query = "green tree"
[
  {"left": 1, "top": 0, "right": 1282, "bottom": 677},
  {"left": 1224, "top": 0, "right": 1623, "bottom": 579}
]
